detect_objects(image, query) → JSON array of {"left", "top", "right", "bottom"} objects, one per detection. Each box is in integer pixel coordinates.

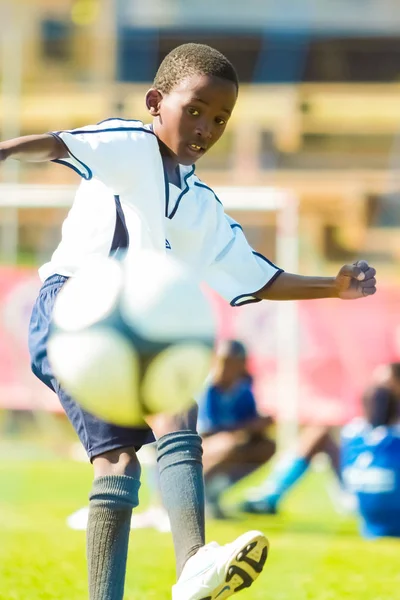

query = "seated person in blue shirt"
[
  {"left": 341, "top": 362, "right": 400, "bottom": 538},
  {"left": 198, "top": 340, "right": 275, "bottom": 517}
]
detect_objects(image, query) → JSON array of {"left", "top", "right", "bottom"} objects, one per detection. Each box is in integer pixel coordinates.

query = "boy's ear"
[{"left": 146, "top": 88, "right": 163, "bottom": 116}]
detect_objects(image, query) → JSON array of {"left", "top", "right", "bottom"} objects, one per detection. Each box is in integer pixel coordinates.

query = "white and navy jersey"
[
  {"left": 40, "top": 118, "right": 283, "bottom": 306},
  {"left": 341, "top": 418, "right": 400, "bottom": 538}
]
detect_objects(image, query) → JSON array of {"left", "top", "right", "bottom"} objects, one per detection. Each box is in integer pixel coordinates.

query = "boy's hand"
[{"left": 335, "top": 260, "right": 376, "bottom": 299}]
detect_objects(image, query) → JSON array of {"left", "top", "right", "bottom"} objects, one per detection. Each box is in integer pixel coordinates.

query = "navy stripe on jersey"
[
  {"left": 230, "top": 295, "right": 262, "bottom": 307},
  {"left": 194, "top": 181, "right": 223, "bottom": 205},
  {"left": 109, "top": 195, "right": 129, "bottom": 259},
  {"left": 50, "top": 133, "right": 93, "bottom": 180},
  {"left": 230, "top": 269, "right": 284, "bottom": 307},
  {"left": 167, "top": 166, "right": 196, "bottom": 219},
  {"left": 52, "top": 158, "right": 92, "bottom": 180},
  {"left": 163, "top": 167, "right": 170, "bottom": 217},
  {"left": 252, "top": 250, "right": 280, "bottom": 270},
  {"left": 63, "top": 126, "right": 156, "bottom": 137},
  {"left": 230, "top": 223, "right": 243, "bottom": 231}
]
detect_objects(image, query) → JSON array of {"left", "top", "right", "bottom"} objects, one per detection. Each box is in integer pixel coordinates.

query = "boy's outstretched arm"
[
  {"left": 256, "top": 260, "right": 376, "bottom": 301},
  {"left": 0, "top": 134, "right": 68, "bottom": 162}
]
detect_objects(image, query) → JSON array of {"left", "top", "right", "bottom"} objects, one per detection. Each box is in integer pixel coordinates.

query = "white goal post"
[
  {"left": 0, "top": 184, "right": 300, "bottom": 450},
  {"left": 218, "top": 186, "right": 300, "bottom": 451}
]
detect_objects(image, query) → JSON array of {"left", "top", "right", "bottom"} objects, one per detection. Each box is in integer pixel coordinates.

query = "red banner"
[
  {"left": 1, "top": 267, "right": 399, "bottom": 424},
  {"left": 0, "top": 267, "right": 60, "bottom": 412},
  {"left": 210, "top": 288, "right": 400, "bottom": 425}
]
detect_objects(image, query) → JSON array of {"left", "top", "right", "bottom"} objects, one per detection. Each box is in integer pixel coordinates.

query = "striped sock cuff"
[
  {"left": 156, "top": 431, "right": 203, "bottom": 471},
  {"left": 89, "top": 474, "right": 141, "bottom": 508}
]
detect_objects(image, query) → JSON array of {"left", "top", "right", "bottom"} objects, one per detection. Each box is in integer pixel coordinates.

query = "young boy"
[{"left": 0, "top": 43, "right": 377, "bottom": 600}]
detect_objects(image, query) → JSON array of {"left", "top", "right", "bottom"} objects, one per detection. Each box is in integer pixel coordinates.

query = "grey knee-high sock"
[
  {"left": 87, "top": 475, "right": 140, "bottom": 600},
  {"left": 157, "top": 431, "right": 205, "bottom": 577}
]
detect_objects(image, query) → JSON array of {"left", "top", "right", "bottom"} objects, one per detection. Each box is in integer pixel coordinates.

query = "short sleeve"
[
  {"left": 204, "top": 213, "right": 284, "bottom": 307},
  {"left": 52, "top": 119, "right": 158, "bottom": 194}
]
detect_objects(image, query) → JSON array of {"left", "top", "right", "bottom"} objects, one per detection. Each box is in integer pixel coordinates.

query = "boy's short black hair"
[{"left": 153, "top": 43, "right": 239, "bottom": 94}]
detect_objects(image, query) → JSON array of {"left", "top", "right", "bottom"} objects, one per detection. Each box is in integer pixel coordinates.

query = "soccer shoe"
[
  {"left": 240, "top": 498, "right": 278, "bottom": 515},
  {"left": 205, "top": 500, "right": 229, "bottom": 520},
  {"left": 172, "top": 530, "right": 269, "bottom": 600}
]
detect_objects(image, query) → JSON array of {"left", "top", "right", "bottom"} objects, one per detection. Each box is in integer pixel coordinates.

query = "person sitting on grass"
[
  {"left": 241, "top": 424, "right": 342, "bottom": 515},
  {"left": 198, "top": 339, "right": 276, "bottom": 518},
  {"left": 341, "top": 362, "right": 400, "bottom": 539}
]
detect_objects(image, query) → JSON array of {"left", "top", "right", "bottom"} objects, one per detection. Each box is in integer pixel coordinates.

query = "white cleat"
[{"left": 172, "top": 530, "right": 269, "bottom": 600}]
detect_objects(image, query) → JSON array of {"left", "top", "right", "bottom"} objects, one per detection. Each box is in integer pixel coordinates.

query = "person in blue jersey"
[
  {"left": 198, "top": 340, "right": 275, "bottom": 518},
  {"left": 240, "top": 366, "right": 400, "bottom": 518},
  {"left": 341, "top": 362, "right": 400, "bottom": 538},
  {"left": 0, "top": 43, "right": 377, "bottom": 600}
]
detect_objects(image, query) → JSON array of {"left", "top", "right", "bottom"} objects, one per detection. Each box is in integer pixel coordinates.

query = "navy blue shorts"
[{"left": 28, "top": 274, "right": 155, "bottom": 460}]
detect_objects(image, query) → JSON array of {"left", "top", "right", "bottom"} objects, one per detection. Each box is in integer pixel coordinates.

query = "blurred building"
[{"left": 1, "top": 0, "right": 400, "bottom": 276}]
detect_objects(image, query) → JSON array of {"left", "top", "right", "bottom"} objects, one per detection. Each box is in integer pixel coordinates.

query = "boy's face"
[{"left": 147, "top": 74, "right": 237, "bottom": 166}]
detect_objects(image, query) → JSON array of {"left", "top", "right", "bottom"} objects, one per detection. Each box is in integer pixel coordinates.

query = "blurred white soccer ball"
[{"left": 48, "top": 251, "right": 215, "bottom": 426}]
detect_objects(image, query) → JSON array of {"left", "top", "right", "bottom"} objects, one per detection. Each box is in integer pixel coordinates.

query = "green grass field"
[{"left": 1, "top": 454, "right": 399, "bottom": 600}]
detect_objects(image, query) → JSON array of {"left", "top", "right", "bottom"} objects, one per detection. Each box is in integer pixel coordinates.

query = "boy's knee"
[
  {"left": 148, "top": 404, "right": 198, "bottom": 438},
  {"left": 92, "top": 447, "right": 141, "bottom": 479}
]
